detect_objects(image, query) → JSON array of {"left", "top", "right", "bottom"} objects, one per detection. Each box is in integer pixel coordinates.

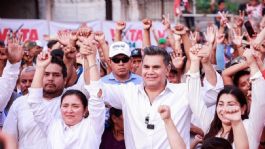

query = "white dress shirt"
[
  {"left": 27, "top": 83, "right": 105, "bottom": 149},
  {"left": 96, "top": 79, "right": 194, "bottom": 149},
  {"left": 0, "top": 61, "right": 20, "bottom": 111},
  {"left": 191, "top": 71, "right": 224, "bottom": 128},
  {"left": 2, "top": 77, "right": 89, "bottom": 149},
  {"left": 187, "top": 71, "right": 265, "bottom": 149}
]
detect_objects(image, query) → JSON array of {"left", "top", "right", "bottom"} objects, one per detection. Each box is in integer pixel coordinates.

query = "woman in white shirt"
[
  {"left": 27, "top": 52, "right": 105, "bottom": 149},
  {"left": 187, "top": 45, "right": 255, "bottom": 149}
]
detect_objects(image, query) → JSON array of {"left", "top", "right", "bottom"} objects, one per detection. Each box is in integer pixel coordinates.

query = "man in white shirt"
[
  {"left": 3, "top": 55, "right": 88, "bottom": 149},
  {"left": 86, "top": 45, "right": 192, "bottom": 148}
]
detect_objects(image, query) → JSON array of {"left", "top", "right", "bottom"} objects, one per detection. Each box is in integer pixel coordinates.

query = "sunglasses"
[{"left": 111, "top": 57, "right": 130, "bottom": 63}]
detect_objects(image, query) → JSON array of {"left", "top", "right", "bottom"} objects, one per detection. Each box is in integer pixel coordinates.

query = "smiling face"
[
  {"left": 61, "top": 94, "right": 87, "bottom": 126},
  {"left": 216, "top": 94, "right": 245, "bottom": 125},
  {"left": 142, "top": 55, "right": 169, "bottom": 90}
]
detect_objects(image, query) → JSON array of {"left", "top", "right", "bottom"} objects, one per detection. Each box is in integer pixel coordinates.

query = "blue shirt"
[{"left": 101, "top": 72, "right": 142, "bottom": 85}]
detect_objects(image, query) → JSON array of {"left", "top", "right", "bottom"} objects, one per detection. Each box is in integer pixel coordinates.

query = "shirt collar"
[
  {"left": 108, "top": 72, "right": 137, "bottom": 83},
  {"left": 138, "top": 80, "right": 174, "bottom": 95}
]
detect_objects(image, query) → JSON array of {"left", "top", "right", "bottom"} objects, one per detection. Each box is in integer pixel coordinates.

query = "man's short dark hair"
[
  {"left": 51, "top": 56, "right": 67, "bottom": 78},
  {"left": 51, "top": 49, "right": 64, "bottom": 60},
  {"left": 233, "top": 70, "right": 250, "bottom": 87},
  {"left": 47, "top": 40, "right": 58, "bottom": 49},
  {"left": 143, "top": 46, "right": 171, "bottom": 66}
]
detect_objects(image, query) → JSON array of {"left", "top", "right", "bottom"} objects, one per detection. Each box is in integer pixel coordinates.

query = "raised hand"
[
  {"left": 222, "top": 105, "right": 242, "bottom": 123},
  {"left": 77, "top": 25, "right": 93, "bottom": 42},
  {"left": 158, "top": 105, "right": 171, "bottom": 121},
  {"left": 6, "top": 32, "right": 23, "bottom": 64},
  {"left": 189, "top": 31, "right": 199, "bottom": 45},
  {"left": 162, "top": 14, "right": 171, "bottom": 30},
  {"left": 197, "top": 44, "right": 212, "bottom": 64},
  {"left": 171, "top": 50, "right": 185, "bottom": 69},
  {"left": 94, "top": 31, "right": 105, "bottom": 44},
  {"left": 79, "top": 35, "right": 98, "bottom": 58},
  {"left": 142, "top": 18, "right": 152, "bottom": 30},
  {"left": 243, "top": 48, "right": 256, "bottom": 65},
  {"left": 173, "top": 24, "right": 188, "bottom": 35},
  {"left": 235, "top": 10, "right": 245, "bottom": 28},
  {"left": 232, "top": 31, "right": 244, "bottom": 47},
  {"left": 219, "top": 11, "right": 230, "bottom": 28},
  {"left": 36, "top": 51, "right": 51, "bottom": 68},
  {"left": 57, "top": 30, "right": 77, "bottom": 46},
  {"left": 115, "top": 21, "right": 126, "bottom": 31},
  {"left": 189, "top": 44, "right": 202, "bottom": 62},
  {"left": 204, "top": 26, "right": 216, "bottom": 45}
]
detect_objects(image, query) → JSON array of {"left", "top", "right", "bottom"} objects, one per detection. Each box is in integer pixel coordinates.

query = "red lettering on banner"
[
  {"left": 29, "top": 29, "right": 38, "bottom": 41},
  {"left": 157, "top": 30, "right": 166, "bottom": 38},
  {"left": 0, "top": 28, "right": 9, "bottom": 41},
  {"left": 129, "top": 29, "right": 136, "bottom": 41},
  {"left": 0, "top": 28, "right": 39, "bottom": 41},
  {"left": 135, "top": 30, "right": 142, "bottom": 41},
  {"left": 20, "top": 29, "right": 30, "bottom": 40}
]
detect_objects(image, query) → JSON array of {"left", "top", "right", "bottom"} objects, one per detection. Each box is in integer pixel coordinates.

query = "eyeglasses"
[{"left": 111, "top": 57, "right": 130, "bottom": 64}]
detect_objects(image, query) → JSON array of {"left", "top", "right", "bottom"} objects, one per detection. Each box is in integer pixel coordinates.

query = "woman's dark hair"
[
  {"left": 204, "top": 85, "right": 248, "bottom": 143},
  {"left": 233, "top": 70, "right": 250, "bottom": 87},
  {"left": 202, "top": 137, "right": 232, "bottom": 149},
  {"left": 61, "top": 89, "right": 88, "bottom": 110},
  {"left": 108, "top": 107, "right": 122, "bottom": 130}
]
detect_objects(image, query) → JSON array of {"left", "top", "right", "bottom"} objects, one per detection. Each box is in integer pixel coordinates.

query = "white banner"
[
  {"left": 49, "top": 21, "right": 101, "bottom": 36},
  {"left": 0, "top": 19, "right": 170, "bottom": 49},
  {"left": 102, "top": 21, "right": 169, "bottom": 50},
  {"left": 0, "top": 19, "right": 49, "bottom": 42}
]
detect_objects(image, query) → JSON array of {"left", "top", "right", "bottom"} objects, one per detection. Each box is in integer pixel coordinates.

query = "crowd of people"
[{"left": 1, "top": 0, "right": 265, "bottom": 149}]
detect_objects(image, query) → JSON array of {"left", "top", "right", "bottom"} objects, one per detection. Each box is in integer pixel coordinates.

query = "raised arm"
[
  {"left": 187, "top": 44, "right": 215, "bottom": 133},
  {"left": 114, "top": 21, "right": 126, "bottom": 42},
  {"left": 162, "top": 14, "right": 175, "bottom": 49},
  {"left": 243, "top": 48, "right": 265, "bottom": 148},
  {"left": 0, "top": 32, "right": 23, "bottom": 110},
  {"left": 82, "top": 39, "right": 125, "bottom": 110},
  {"left": 57, "top": 30, "right": 78, "bottom": 87},
  {"left": 223, "top": 105, "right": 249, "bottom": 149},
  {"left": 158, "top": 105, "right": 186, "bottom": 149},
  {"left": 142, "top": 18, "right": 152, "bottom": 48},
  {"left": 94, "top": 31, "right": 111, "bottom": 70},
  {"left": 221, "top": 62, "right": 249, "bottom": 85},
  {"left": 199, "top": 26, "right": 217, "bottom": 86},
  {"left": 27, "top": 52, "right": 53, "bottom": 134},
  {"left": 173, "top": 24, "right": 190, "bottom": 73}
]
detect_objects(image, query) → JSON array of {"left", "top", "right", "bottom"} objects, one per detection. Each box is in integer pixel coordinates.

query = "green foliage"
[{"left": 196, "top": 0, "right": 239, "bottom": 14}]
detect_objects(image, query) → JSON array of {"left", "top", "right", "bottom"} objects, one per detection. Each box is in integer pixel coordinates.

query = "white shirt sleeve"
[
  {"left": 0, "top": 61, "right": 20, "bottom": 111},
  {"left": 27, "top": 88, "right": 53, "bottom": 134},
  {"left": 2, "top": 98, "right": 19, "bottom": 142},
  {"left": 187, "top": 72, "right": 215, "bottom": 133},
  {"left": 244, "top": 72, "right": 265, "bottom": 148},
  {"left": 84, "top": 81, "right": 105, "bottom": 137},
  {"left": 202, "top": 71, "right": 224, "bottom": 107},
  {"left": 88, "top": 81, "right": 126, "bottom": 110}
]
